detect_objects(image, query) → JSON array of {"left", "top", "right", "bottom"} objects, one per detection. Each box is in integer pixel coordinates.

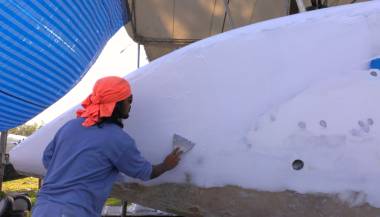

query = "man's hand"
[
  {"left": 151, "top": 148, "right": 182, "bottom": 179},
  {"left": 163, "top": 147, "right": 182, "bottom": 170}
]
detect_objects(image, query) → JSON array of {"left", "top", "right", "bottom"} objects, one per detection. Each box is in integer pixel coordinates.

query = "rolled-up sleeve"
[{"left": 114, "top": 140, "right": 152, "bottom": 181}]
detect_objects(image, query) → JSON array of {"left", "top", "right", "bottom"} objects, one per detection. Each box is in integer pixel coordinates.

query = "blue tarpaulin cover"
[{"left": 0, "top": 0, "right": 128, "bottom": 131}]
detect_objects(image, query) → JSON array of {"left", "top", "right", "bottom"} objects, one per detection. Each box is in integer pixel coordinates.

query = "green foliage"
[
  {"left": 3, "top": 177, "right": 121, "bottom": 207},
  {"left": 3, "top": 177, "right": 39, "bottom": 206},
  {"left": 3, "top": 177, "right": 39, "bottom": 192},
  {"left": 27, "top": 191, "right": 37, "bottom": 206},
  {"left": 106, "top": 197, "right": 122, "bottom": 206},
  {"left": 8, "top": 122, "right": 44, "bottom": 136}
]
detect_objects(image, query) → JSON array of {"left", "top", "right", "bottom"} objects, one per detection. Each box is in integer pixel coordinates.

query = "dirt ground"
[{"left": 111, "top": 183, "right": 380, "bottom": 217}]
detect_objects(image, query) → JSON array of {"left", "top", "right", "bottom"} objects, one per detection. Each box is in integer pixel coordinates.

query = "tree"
[{"left": 8, "top": 122, "right": 44, "bottom": 137}]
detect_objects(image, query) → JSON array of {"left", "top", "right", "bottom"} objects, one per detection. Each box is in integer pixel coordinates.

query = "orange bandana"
[{"left": 76, "top": 76, "right": 131, "bottom": 127}]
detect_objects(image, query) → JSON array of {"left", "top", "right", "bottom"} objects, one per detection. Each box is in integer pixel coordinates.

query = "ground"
[{"left": 2, "top": 177, "right": 122, "bottom": 206}]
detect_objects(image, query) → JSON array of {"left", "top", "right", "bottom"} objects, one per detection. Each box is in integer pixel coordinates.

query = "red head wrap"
[{"left": 76, "top": 76, "right": 131, "bottom": 127}]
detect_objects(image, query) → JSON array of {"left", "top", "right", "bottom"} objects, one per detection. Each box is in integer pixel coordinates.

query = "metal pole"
[
  {"left": 38, "top": 178, "right": 42, "bottom": 189},
  {"left": 223, "top": 0, "right": 235, "bottom": 28},
  {"left": 296, "top": 0, "right": 306, "bottom": 12},
  {"left": 137, "top": 43, "right": 141, "bottom": 69},
  {"left": 121, "top": 200, "right": 128, "bottom": 217},
  {"left": 0, "top": 131, "right": 8, "bottom": 191}
]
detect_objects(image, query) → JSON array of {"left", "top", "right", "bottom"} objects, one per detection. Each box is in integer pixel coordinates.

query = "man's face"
[{"left": 120, "top": 95, "right": 133, "bottom": 119}]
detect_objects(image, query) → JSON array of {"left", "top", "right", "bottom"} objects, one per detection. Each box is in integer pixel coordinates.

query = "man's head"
[{"left": 76, "top": 76, "right": 132, "bottom": 127}]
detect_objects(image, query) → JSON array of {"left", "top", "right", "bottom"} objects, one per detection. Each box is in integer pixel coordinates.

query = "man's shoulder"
[
  {"left": 98, "top": 124, "right": 134, "bottom": 144},
  {"left": 63, "top": 118, "right": 83, "bottom": 128},
  {"left": 105, "top": 129, "right": 136, "bottom": 155},
  {"left": 113, "top": 129, "right": 134, "bottom": 144},
  {"left": 54, "top": 118, "right": 82, "bottom": 135},
  {"left": 64, "top": 119, "right": 135, "bottom": 145}
]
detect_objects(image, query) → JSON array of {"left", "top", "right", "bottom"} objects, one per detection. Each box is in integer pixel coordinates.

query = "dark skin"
[{"left": 120, "top": 95, "right": 182, "bottom": 179}]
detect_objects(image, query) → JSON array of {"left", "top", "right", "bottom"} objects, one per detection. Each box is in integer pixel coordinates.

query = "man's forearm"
[
  {"left": 150, "top": 148, "right": 181, "bottom": 179},
  {"left": 151, "top": 163, "right": 168, "bottom": 179}
]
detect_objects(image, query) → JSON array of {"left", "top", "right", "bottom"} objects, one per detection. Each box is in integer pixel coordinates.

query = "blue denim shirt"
[{"left": 33, "top": 118, "right": 152, "bottom": 217}]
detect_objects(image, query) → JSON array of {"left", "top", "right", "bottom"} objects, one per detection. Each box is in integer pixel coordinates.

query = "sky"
[{"left": 28, "top": 27, "right": 148, "bottom": 125}]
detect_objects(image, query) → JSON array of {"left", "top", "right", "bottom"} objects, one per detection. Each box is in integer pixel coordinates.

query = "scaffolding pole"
[
  {"left": 0, "top": 131, "right": 8, "bottom": 191},
  {"left": 296, "top": 0, "right": 306, "bottom": 12},
  {"left": 223, "top": 0, "right": 235, "bottom": 28},
  {"left": 121, "top": 200, "right": 128, "bottom": 217},
  {"left": 137, "top": 43, "right": 141, "bottom": 69}
]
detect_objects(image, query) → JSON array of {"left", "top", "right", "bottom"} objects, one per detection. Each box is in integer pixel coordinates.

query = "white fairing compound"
[{"left": 10, "top": 1, "right": 380, "bottom": 209}]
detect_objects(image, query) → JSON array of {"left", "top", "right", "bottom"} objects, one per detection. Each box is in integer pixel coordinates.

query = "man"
[{"left": 33, "top": 76, "right": 181, "bottom": 217}]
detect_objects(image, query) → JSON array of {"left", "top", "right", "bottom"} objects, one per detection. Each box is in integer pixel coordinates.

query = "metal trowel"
[{"left": 172, "top": 134, "right": 195, "bottom": 153}]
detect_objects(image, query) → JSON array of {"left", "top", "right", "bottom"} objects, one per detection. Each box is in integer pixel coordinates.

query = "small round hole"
[
  {"left": 320, "top": 120, "right": 327, "bottom": 128},
  {"left": 368, "top": 118, "right": 374, "bottom": 126},
  {"left": 370, "top": 71, "right": 378, "bottom": 77},
  {"left": 298, "top": 121, "right": 306, "bottom": 129},
  {"left": 292, "top": 159, "right": 304, "bottom": 170}
]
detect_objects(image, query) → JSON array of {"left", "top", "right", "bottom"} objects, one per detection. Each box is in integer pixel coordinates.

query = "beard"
[{"left": 120, "top": 112, "right": 129, "bottom": 119}]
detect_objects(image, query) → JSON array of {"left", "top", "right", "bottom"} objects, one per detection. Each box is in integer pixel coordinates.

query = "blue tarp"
[{"left": 0, "top": 0, "right": 129, "bottom": 131}]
